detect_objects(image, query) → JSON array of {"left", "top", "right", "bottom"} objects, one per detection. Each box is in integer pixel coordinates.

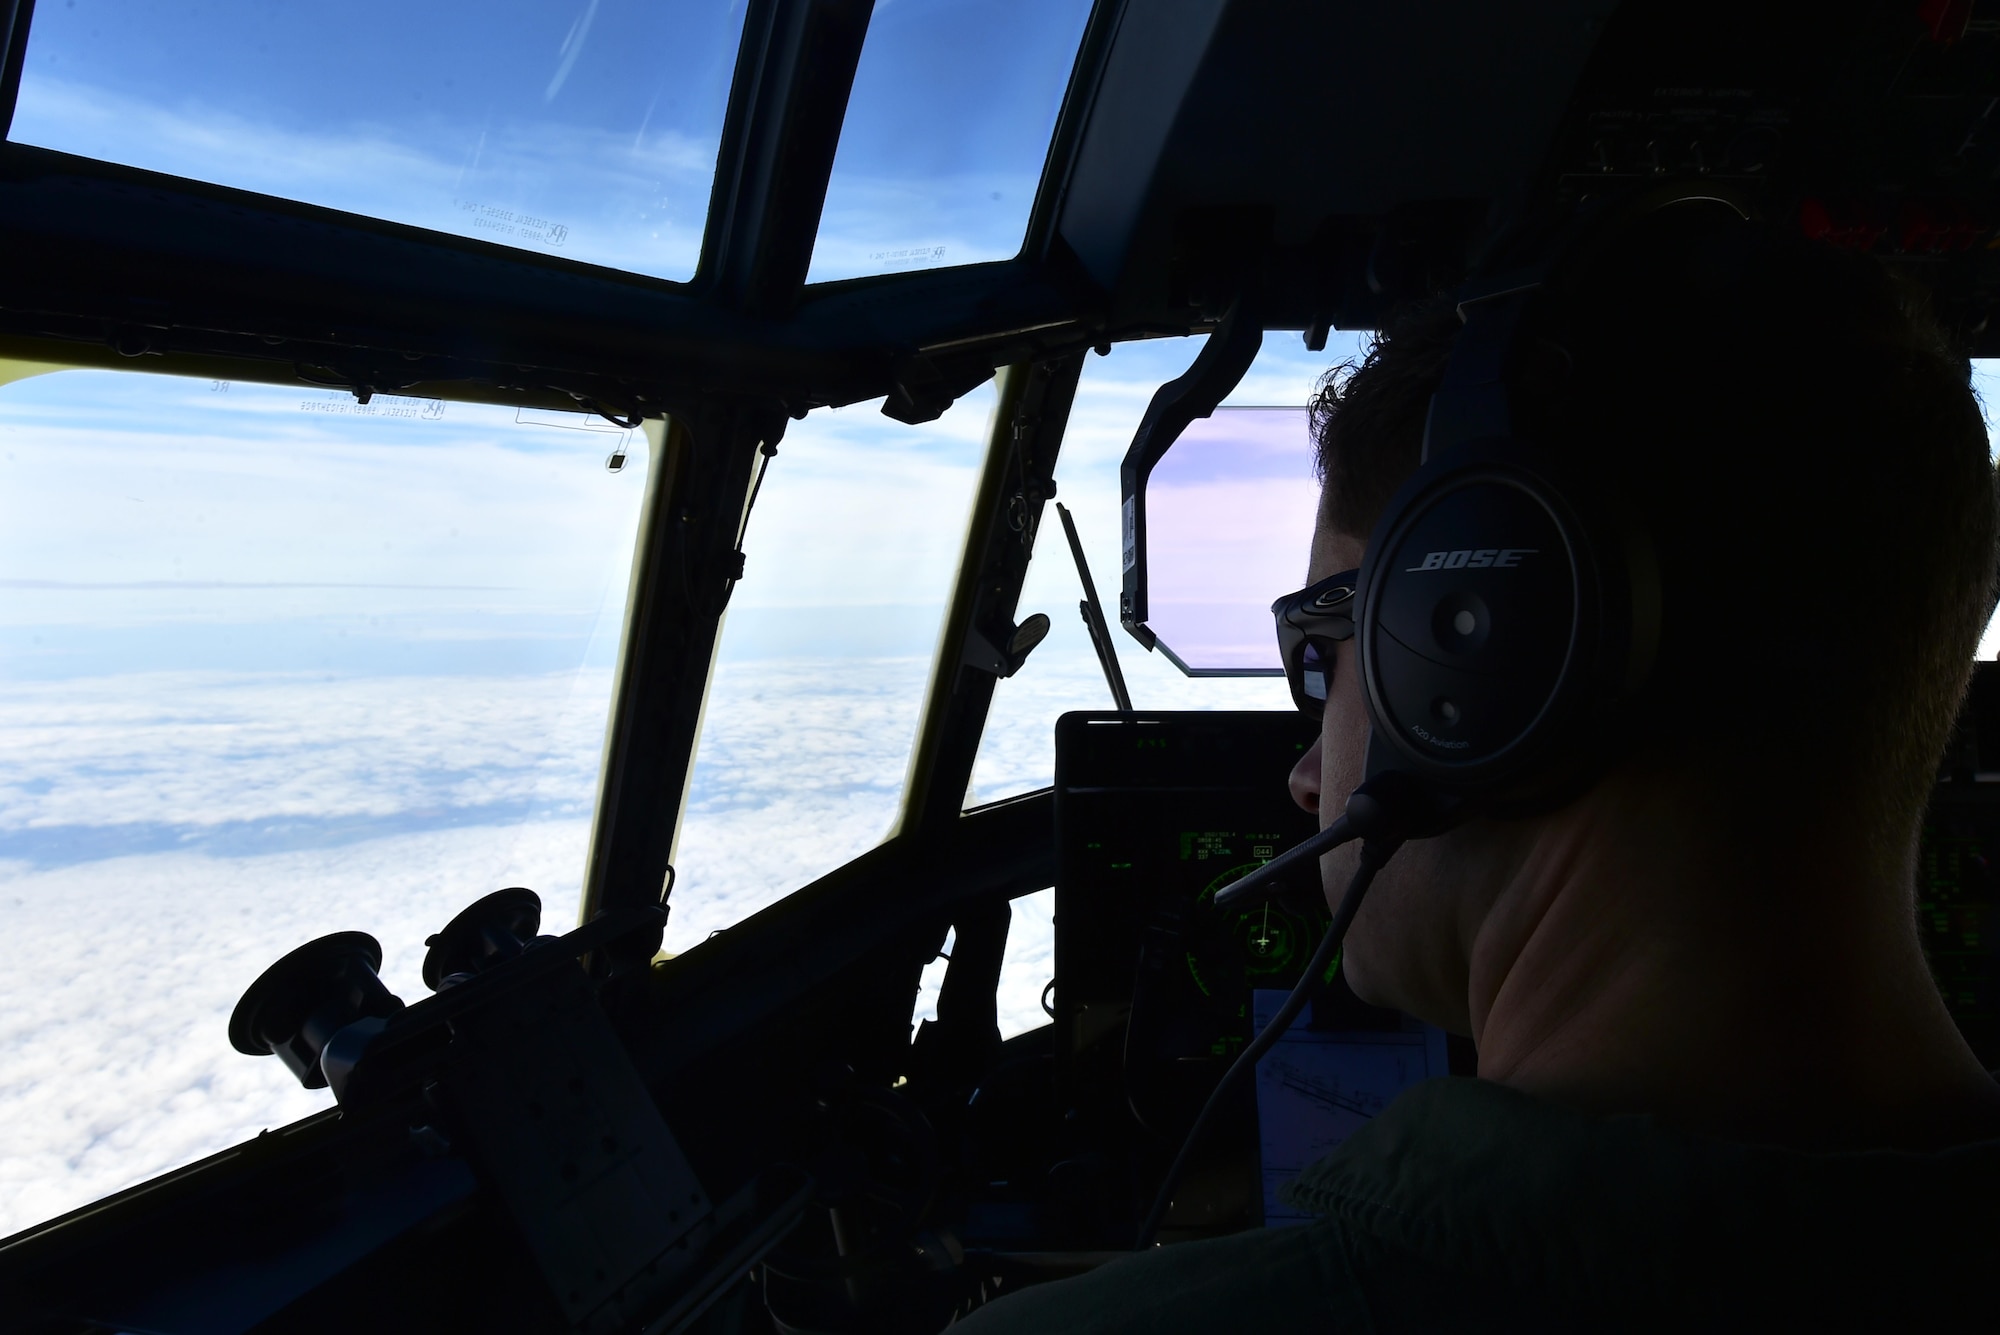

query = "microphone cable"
[{"left": 1131, "top": 832, "right": 1404, "bottom": 1250}]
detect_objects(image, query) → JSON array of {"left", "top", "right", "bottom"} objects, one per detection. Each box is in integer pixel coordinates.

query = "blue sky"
[
  {"left": 807, "top": 0, "right": 1094, "bottom": 279},
  {"left": 13, "top": 0, "right": 744, "bottom": 276}
]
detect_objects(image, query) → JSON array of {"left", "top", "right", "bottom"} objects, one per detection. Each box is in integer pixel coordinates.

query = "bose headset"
[
  {"left": 1350, "top": 202, "right": 1689, "bottom": 832},
  {"left": 1137, "top": 186, "right": 1748, "bottom": 1246}
]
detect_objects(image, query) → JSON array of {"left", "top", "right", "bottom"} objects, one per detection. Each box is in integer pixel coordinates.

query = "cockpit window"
[
  {"left": 665, "top": 386, "right": 993, "bottom": 954},
  {"left": 967, "top": 335, "right": 1363, "bottom": 809},
  {"left": 1142, "top": 406, "right": 1319, "bottom": 673},
  {"left": 968, "top": 338, "right": 1349, "bottom": 1045},
  {"left": 1976, "top": 360, "right": 2000, "bottom": 658},
  {"left": 0, "top": 369, "right": 650, "bottom": 1232},
  {"left": 8, "top": 1, "right": 744, "bottom": 281},
  {"left": 973, "top": 354, "right": 2000, "bottom": 799},
  {"left": 804, "top": 0, "right": 1095, "bottom": 283}
]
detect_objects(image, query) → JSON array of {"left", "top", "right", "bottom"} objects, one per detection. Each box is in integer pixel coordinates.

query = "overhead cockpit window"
[
  {"left": 8, "top": 1, "right": 744, "bottom": 281},
  {"left": 665, "top": 386, "right": 992, "bottom": 954},
  {"left": 0, "top": 369, "right": 650, "bottom": 1232},
  {"left": 804, "top": 0, "right": 1095, "bottom": 283}
]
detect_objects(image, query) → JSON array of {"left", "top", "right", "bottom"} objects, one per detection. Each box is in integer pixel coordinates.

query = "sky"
[
  {"left": 9, "top": 0, "right": 1096, "bottom": 283},
  {"left": 4, "top": 0, "right": 2000, "bottom": 1245}
]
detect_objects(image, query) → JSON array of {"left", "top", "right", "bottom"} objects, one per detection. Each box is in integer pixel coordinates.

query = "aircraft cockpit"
[{"left": 0, "top": 2, "right": 1997, "bottom": 1331}]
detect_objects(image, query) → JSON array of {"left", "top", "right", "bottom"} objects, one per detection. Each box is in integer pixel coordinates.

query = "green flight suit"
[{"left": 954, "top": 1077, "right": 2000, "bottom": 1332}]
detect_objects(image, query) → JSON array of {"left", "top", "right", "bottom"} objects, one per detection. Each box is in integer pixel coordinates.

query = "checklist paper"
[{"left": 1252, "top": 989, "right": 1452, "bottom": 1227}]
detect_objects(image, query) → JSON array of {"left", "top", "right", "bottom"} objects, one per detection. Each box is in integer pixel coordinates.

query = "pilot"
[{"left": 961, "top": 209, "right": 2000, "bottom": 1329}]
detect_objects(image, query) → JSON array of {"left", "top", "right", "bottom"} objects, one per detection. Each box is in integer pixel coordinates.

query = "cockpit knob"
[
  {"left": 228, "top": 932, "right": 404, "bottom": 1090},
  {"left": 422, "top": 887, "right": 545, "bottom": 990}
]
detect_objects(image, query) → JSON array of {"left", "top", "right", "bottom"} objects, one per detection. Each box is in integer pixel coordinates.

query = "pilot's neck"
[{"left": 1464, "top": 757, "right": 2000, "bottom": 1153}]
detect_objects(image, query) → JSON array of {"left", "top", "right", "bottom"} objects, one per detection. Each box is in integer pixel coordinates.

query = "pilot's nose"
[{"left": 1289, "top": 738, "right": 1322, "bottom": 815}]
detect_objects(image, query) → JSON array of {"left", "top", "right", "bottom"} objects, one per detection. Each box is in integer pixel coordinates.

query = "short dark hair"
[{"left": 1310, "top": 213, "right": 1999, "bottom": 869}]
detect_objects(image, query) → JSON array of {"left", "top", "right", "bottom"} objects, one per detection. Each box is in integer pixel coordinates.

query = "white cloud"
[
  {"left": 996, "top": 888, "right": 1056, "bottom": 1040},
  {"left": 0, "top": 652, "right": 1083, "bottom": 1236},
  {"left": 0, "top": 364, "right": 653, "bottom": 1234},
  {"left": 671, "top": 656, "right": 930, "bottom": 949},
  {"left": 911, "top": 890, "right": 1056, "bottom": 1045},
  {"left": 0, "top": 669, "right": 610, "bottom": 841},
  {"left": 0, "top": 821, "right": 592, "bottom": 1237},
  {"left": 546, "top": 0, "right": 604, "bottom": 104}
]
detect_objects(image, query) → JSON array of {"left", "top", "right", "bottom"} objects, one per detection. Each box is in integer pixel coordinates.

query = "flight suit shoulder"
[{"left": 952, "top": 1221, "right": 1372, "bottom": 1335}]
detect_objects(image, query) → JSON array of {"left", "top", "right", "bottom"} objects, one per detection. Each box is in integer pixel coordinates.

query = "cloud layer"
[
  {"left": 0, "top": 340, "right": 1330, "bottom": 1237},
  {"left": 0, "top": 821, "right": 592, "bottom": 1237}
]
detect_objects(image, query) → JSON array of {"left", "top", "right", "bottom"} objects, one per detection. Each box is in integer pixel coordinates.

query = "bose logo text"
[{"left": 1405, "top": 548, "right": 1537, "bottom": 572}]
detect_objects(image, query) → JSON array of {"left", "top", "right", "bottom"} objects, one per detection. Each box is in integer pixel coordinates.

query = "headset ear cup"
[
  {"left": 1344, "top": 193, "right": 1729, "bottom": 823},
  {"left": 1492, "top": 471, "right": 1660, "bottom": 815},
  {"left": 1355, "top": 443, "right": 1652, "bottom": 814}
]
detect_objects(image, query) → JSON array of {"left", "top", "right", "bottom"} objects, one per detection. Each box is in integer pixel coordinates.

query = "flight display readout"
[
  {"left": 1052, "top": 711, "right": 1319, "bottom": 1110},
  {"left": 1182, "top": 828, "right": 1333, "bottom": 1003},
  {"left": 1052, "top": 713, "right": 1320, "bottom": 1064}
]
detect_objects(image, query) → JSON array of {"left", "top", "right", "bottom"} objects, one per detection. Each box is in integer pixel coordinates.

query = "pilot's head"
[{"left": 1287, "top": 212, "right": 1998, "bottom": 1057}]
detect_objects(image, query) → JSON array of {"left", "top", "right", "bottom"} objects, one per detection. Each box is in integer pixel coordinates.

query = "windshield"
[
  {"left": 0, "top": 370, "right": 650, "bottom": 1233},
  {"left": 9, "top": 1, "right": 745, "bottom": 281},
  {"left": 964, "top": 335, "right": 1362, "bottom": 1039},
  {"left": 665, "top": 387, "right": 992, "bottom": 955}
]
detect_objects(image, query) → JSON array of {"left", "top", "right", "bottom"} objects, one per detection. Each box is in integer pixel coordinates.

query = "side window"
[
  {"left": 1976, "top": 361, "right": 2000, "bottom": 657},
  {"left": 978, "top": 353, "right": 2000, "bottom": 780},
  {"left": 664, "top": 388, "right": 993, "bottom": 953},
  {"left": 0, "top": 371, "right": 651, "bottom": 1232},
  {"left": 971, "top": 334, "right": 1368, "bottom": 1039},
  {"left": 969, "top": 335, "right": 1366, "bottom": 808}
]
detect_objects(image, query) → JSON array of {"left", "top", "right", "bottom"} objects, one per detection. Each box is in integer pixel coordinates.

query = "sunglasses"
[{"left": 1271, "top": 568, "right": 1360, "bottom": 720}]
